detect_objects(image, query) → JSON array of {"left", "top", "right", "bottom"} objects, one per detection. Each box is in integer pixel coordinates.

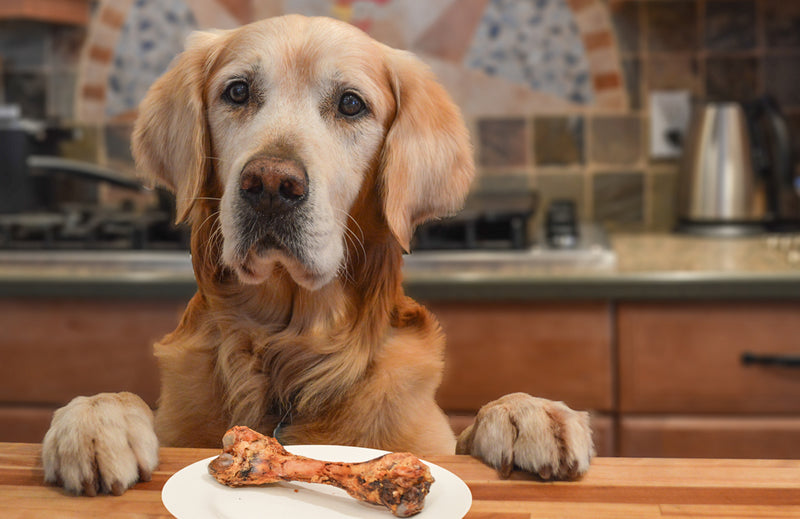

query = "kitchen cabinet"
[
  {"left": 0, "top": 299, "right": 178, "bottom": 443},
  {"left": 3, "top": 296, "right": 799, "bottom": 460},
  {"left": 429, "top": 301, "right": 616, "bottom": 456},
  {"left": 617, "top": 302, "right": 800, "bottom": 459}
]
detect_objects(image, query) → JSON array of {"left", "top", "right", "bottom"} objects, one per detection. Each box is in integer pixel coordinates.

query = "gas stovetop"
[
  {"left": 405, "top": 222, "right": 616, "bottom": 271},
  {"left": 0, "top": 206, "right": 187, "bottom": 251}
]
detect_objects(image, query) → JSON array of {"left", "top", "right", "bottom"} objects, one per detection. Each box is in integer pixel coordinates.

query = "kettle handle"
[
  {"left": 747, "top": 96, "right": 795, "bottom": 216},
  {"left": 762, "top": 96, "right": 794, "bottom": 189}
]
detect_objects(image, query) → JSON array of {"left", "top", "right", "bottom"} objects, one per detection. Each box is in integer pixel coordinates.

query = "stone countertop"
[{"left": 1, "top": 233, "right": 799, "bottom": 300}]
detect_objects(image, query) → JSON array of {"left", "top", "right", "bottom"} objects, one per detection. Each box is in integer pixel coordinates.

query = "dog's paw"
[
  {"left": 42, "top": 392, "right": 159, "bottom": 496},
  {"left": 456, "top": 392, "right": 594, "bottom": 480}
]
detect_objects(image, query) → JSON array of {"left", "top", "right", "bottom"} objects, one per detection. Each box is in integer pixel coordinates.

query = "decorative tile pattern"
[
  {"left": 645, "top": 1, "right": 698, "bottom": 53},
  {"left": 763, "top": 0, "right": 800, "bottom": 49},
  {"left": 592, "top": 171, "right": 644, "bottom": 226},
  {"left": 645, "top": 55, "right": 701, "bottom": 94},
  {"left": 704, "top": 0, "right": 756, "bottom": 51},
  {"left": 764, "top": 55, "right": 800, "bottom": 109},
  {"left": 620, "top": 57, "right": 640, "bottom": 110},
  {"left": 588, "top": 116, "right": 642, "bottom": 165},
  {"left": 705, "top": 57, "right": 759, "bottom": 102},
  {"left": 478, "top": 118, "right": 528, "bottom": 168},
  {"left": 650, "top": 168, "right": 679, "bottom": 231},
  {"left": 106, "top": 0, "right": 197, "bottom": 119},
  {"left": 465, "top": 0, "right": 594, "bottom": 105},
  {"left": 607, "top": 0, "right": 640, "bottom": 54},
  {"left": 533, "top": 116, "right": 585, "bottom": 166}
]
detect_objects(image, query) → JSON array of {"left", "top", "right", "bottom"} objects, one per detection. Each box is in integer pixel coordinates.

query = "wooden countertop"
[{"left": 1, "top": 443, "right": 799, "bottom": 518}]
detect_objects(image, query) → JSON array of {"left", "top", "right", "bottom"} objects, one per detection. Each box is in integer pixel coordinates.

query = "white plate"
[{"left": 162, "top": 445, "right": 472, "bottom": 518}]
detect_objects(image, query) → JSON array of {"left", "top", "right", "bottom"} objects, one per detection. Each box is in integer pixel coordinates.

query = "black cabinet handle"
[{"left": 741, "top": 352, "right": 800, "bottom": 368}]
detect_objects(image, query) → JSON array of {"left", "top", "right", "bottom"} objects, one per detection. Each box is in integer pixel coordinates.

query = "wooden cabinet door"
[
  {"left": 618, "top": 302, "right": 800, "bottom": 414},
  {"left": 429, "top": 301, "right": 613, "bottom": 413},
  {"left": 620, "top": 416, "right": 800, "bottom": 459},
  {"left": 0, "top": 299, "right": 181, "bottom": 407}
]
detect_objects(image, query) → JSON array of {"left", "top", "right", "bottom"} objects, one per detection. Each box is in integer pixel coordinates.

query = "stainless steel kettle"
[{"left": 677, "top": 97, "right": 798, "bottom": 235}]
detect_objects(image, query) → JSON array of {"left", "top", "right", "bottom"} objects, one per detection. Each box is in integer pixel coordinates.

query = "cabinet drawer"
[
  {"left": 620, "top": 416, "right": 800, "bottom": 459},
  {"left": 618, "top": 302, "right": 800, "bottom": 414},
  {"left": 0, "top": 406, "right": 57, "bottom": 443},
  {"left": 430, "top": 302, "right": 613, "bottom": 412},
  {"left": 0, "top": 299, "right": 179, "bottom": 407}
]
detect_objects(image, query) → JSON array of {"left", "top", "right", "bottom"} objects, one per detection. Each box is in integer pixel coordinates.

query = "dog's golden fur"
[
  {"left": 134, "top": 15, "right": 470, "bottom": 454},
  {"left": 42, "top": 15, "right": 593, "bottom": 497}
]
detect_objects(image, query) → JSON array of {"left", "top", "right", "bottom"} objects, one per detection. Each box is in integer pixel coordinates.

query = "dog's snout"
[{"left": 239, "top": 157, "right": 308, "bottom": 214}]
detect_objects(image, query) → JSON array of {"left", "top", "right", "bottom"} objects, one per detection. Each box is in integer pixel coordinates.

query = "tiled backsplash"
[{"left": 2, "top": 0, "right": 799, "bottom": 231}]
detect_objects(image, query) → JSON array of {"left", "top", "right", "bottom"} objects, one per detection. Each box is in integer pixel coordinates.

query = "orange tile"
[
  {"left": 566, "top": 0, "right": 596, "bottom": 13},
  {"left": 99, "top": 6, "right": 125, "bottom": 29},
  {"left": 584, "top": 30, "right": 613, "bottom": 51},
  {"left": 88, "top": 45, "right": 113, "bottom": 64},
  {"left": 82, "top": 84, "right": 106, "bottom": 101},
  {"left": 593, "top": 72, "right": 621, "bottom": 91}
]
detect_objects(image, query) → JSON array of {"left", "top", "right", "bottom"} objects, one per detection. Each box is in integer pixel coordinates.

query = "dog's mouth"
[{"left": 232, "top": 233, "right": 331, "bottom": 290}]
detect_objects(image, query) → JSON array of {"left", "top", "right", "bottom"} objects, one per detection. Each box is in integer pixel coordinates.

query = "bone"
[{"left": 208, "top": 426, "right": 434, "bottom": 517}]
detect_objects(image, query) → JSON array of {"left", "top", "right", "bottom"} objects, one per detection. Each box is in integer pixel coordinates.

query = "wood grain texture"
[
  {"left": 618, "top": 302, "right": 800, "bottom": 414},
  {"left": 2, "top": 444, "right": 799, "bottom": 518},
  {"left": 0, "top": 299, "right": 182, "bottom": 408},
  {"left": 430, "top": 301, "right": 613, "bottom": 412},
  {"left": 620, "top": 416, "right": 800, "bottom": 459}
]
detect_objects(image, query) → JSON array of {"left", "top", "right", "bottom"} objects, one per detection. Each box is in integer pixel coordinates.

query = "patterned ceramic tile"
[
  {"left": 464, "top": 0, "right": 594, "bottom": 105},
  {"left": 764, "top": 55, "right": 800, "bottom": 108},
  {"left": 704, "top": 0, "right": 756, "bottom": 51},
  {"left": 478, "top": 118, "right": 528, "bottom": 167},
  {"left": 705, "top": 57, "right": 759, "bottom": 102},
  {"left": 588, "top": 115, "right": 642, "bottom": 165},
  {"left": 592, "top": 171, "right": 644, "bottom": 226},
  {"left": 645, "top": 55, "right": 701, "bottom": 94},
  {"left": 645, "top": 1, "right": 698, "bottom": 53},
  {"left": 533, "top": 116, "right": 585, "bottom": 165},
  {"left": 763, "top": 0, "right": 800, "bottom": 49},
  {"left": 621, "top": 57, "right": 640, "bottom": 110},
  {"left": 649, "top": 168, "right": 679, "bottom": 231},
  {"left": 106, "top": 0, "right": 198, "bottom": 119},
  {"left": 607, "top": 0, "right": 640, "bottom": 54}
]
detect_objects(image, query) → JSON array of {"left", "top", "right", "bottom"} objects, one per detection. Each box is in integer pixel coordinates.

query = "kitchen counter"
[
  {"left": 0, "top": 233, "right": 799, "bottom": 300},
  {"left": 2, "top": 443, "right": 799, "bottom": 518}
]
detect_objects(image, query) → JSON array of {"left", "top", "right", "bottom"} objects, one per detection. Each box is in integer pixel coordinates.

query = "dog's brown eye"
[
  {"left": 338, "top": 93, "right": 365, "bottom": 117},
  {"left": 225, "top": 81, "right": 249, "bottom": 104}
]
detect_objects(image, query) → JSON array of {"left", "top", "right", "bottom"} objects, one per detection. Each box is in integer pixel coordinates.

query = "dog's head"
[{"left": 133, "top": 15, "right": 473, "bottom": 290}]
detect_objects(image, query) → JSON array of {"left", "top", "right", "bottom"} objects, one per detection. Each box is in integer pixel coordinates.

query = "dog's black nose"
[{"left": 239, "top": 156, "right": 308, "bottom": 214}]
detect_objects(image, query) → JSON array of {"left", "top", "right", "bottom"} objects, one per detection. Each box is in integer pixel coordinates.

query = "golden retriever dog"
[{"left": 42, "top": 15, "right": 593, "bottom": 497}]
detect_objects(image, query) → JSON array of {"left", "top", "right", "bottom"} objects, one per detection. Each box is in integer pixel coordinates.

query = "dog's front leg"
[
  {"left": 41, "top": 392, "right": 159, "bottom": 496},
  {"left": 456, "top": 393, "right": 594, "bottom": 480}
]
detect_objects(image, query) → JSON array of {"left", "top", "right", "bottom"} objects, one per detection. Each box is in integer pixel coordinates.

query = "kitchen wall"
[{"left": 2, "top": 0, "right": 800, "bottom": 231}]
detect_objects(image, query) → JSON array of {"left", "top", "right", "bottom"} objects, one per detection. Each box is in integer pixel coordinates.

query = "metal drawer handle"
[{"left": 741, "top": 352, "right": 800, "bottom": 368}]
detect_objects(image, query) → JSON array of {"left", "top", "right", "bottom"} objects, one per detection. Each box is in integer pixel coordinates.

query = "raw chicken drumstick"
[{"left": 208, "top": 426, "right": 435, "bottom": 517}]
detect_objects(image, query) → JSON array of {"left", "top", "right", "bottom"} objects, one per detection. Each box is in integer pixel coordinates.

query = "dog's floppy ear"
[
  {"left": 380, "top": 49, "right": 475, "bottom": 251},
  {"left": 132, "top": 31, "right": 221, "bottom": 223}
]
